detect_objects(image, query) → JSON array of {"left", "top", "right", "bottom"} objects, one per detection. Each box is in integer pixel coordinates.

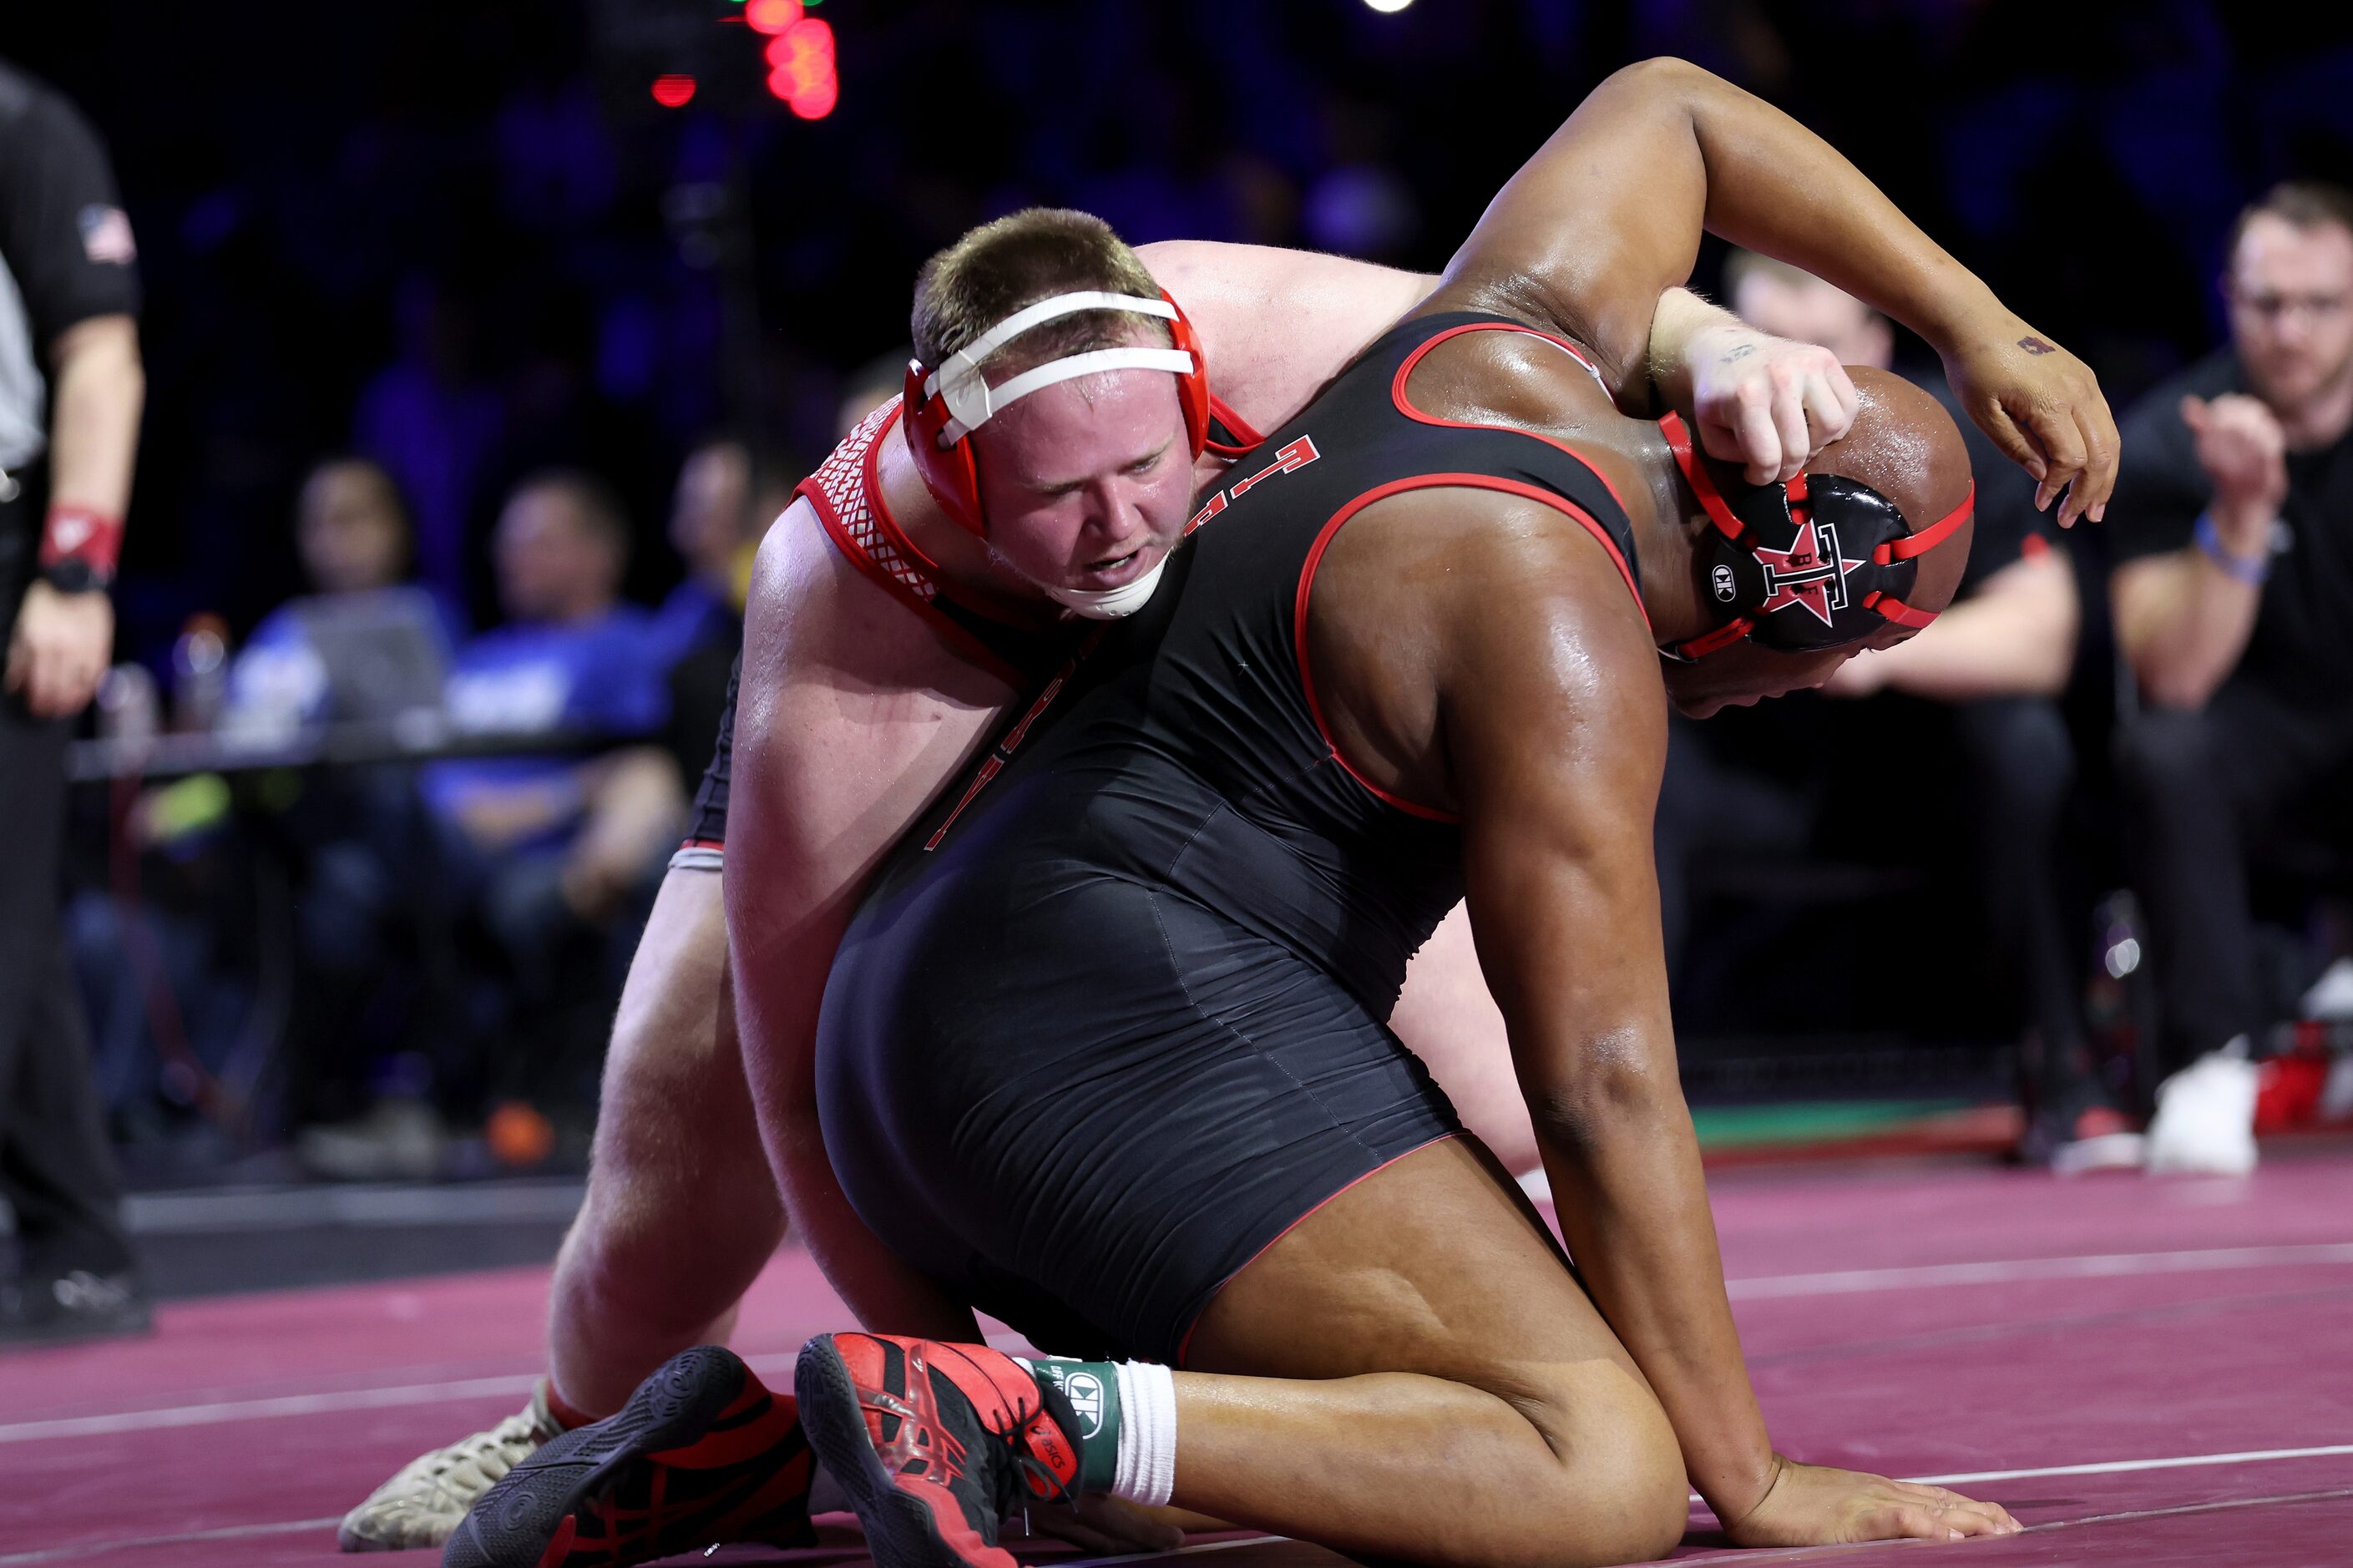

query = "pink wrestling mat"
[{"left": 3, "top": 1149, "right": 2347, "bottom": 1568}]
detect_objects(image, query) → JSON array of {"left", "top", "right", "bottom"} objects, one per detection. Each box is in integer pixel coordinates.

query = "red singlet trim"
[
  {"left": 1389, "top": 321, "right": 1637, "bottom": 522},
  {"left": 1203, "top": 392, "right": 1265, "bottom": 458},
  {"left": 1293, "top": 473, "right": 1651, "bottom": 826},
  {"left": 795, "top": 400, "right": 1033, "bottom": 689}
]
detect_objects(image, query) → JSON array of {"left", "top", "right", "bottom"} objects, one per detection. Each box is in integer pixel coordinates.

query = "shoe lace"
[
  {"left": 423, "top": 1409, "right": 544, "bottom": 1495},
  {"left": 863, "top": 1346, "right": 1075, "bottom": 1515}
]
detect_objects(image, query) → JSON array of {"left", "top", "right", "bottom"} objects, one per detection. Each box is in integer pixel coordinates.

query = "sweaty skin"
[
  {"left": 493, "top": 52, "right": 2102, "bottom": 1560},
  {"left": 760, "top": 56, "right": 2083, "bottom": 1563},
  {"left": 349, "top": 59, "right": 2102, "bottom": 1559}
]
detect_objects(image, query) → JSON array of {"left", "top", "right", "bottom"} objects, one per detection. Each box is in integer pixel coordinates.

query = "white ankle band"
[{"left": 1110, "top": 1361, "right": 1176, "bottom": 1507}]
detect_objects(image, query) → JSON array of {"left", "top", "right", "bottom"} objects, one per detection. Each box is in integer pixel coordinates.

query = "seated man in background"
[
  {"left": 224, "top": 459, "right": 467, "bottom": 1159},
  {"left": 649, "top": 435, "right": 791, "bottom": 804},
  {"left": 1706, "top": 252, "right": 2131, "bottom": 1170},
  {"left": 647, "top": 433, "right": 788, "bottom": 675},
  {"left": 422, "top": 471, "right": 684, "bottom": 1120},
  {"left": 224, "top": 457, "right": 465, "bottom": 731},
  {"left": 2108, "top": 181, "right": 2353, "bottom": 1176}
]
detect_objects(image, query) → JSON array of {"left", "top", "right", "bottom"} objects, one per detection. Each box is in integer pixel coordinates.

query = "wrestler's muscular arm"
[
  {"left": 1143, "top": 240, "right": 1830, "bottom": 483},
  {"left": 726, "top": 502, "right": 1014, "bottom": 1342},
  {"left": 1310, "top": 497, "right": 2016, "bottom": 1545},
  {"left": 1427, "top": 56, "right": 2118, "bottom": 524}
]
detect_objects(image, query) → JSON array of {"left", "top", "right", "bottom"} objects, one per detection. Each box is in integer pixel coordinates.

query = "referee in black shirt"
[
  {"left": 2109, "top": 181, "right": 2353, "bottom": 1176},
  {"left": 0, "top": 59, "right": 149, "bottom": 1344}
]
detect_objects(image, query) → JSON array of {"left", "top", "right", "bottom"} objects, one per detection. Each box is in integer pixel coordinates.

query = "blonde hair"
[{"left": 911, "top": 208, "right": 1171, "bottom": 377}]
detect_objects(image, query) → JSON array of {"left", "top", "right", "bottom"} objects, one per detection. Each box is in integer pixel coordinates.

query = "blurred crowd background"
[{"left": 12, "top": 0, "right": 2353, "bottom": 1184}]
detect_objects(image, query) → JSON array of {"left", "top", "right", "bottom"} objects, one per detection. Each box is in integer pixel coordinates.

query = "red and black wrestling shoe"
[
  {"left": 443, "top": 1345, "right": 815, "bottom": 1568},
  {"left": 794, "top": 1333, "right": 1085, "bottom": 1568}
]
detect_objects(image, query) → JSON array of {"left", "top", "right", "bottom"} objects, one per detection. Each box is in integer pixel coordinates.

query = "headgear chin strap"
[
  {"left": 903, "top": 290, "right": 1212, "bottom": 541},
  {"left": 1045, "top": 554, "right": 1171, "bottom": 620},
  {"left": 1656, "top": 411, "right": 1972, "bottom": 661}
]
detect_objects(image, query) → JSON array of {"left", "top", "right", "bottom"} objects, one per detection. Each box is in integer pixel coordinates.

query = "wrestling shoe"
[
  {"left": 342, "top": 1384, "right": 566, "bottom": 1550},
  {"left": 2146, "top": 1044, "right": 2259, "bottom": 1177},
  {"left": 795, "top": 1333, "right": 1084, "bottom": 1568},
  {"left": 443, "top": 1346, "right": 814, "bottom": 1568}
]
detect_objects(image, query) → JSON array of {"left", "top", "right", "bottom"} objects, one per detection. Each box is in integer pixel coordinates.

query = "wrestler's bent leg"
[
  {"left": 339, "top": 866, "right": 783, "bottom": 1552},
  {"left": 1392, "top": 905, "right": 1540, "bottom": 1174},
  {"left": 1174, "top": 1136, "right": 1687, "bottom": 1567},
  {"left": 550, "top": 863, "right": 785, "bottom": 1414}
]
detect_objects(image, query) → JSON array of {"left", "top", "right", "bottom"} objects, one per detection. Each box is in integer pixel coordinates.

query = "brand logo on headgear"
[
  {"left": 1753, "top": 518, "right": 1865, "bottom": 627},
  {"left": 1063, "top": 1371, "right": 1106, "bottom": 1438},
  {"left": 1711, "top": 563, "right": 1737, "bottom": 602}
]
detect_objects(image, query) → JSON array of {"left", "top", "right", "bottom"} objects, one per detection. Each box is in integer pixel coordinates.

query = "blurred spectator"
[
  {"left": 2108, "top": 182, "right": 2353, "bottom": 1176},
  {"left": 0, "top": 58, "right": 149, "bottom": 1345},
  {"left": 655, "top": 435, "right": 792, "bottom": 797},
  {"left": 1663, "top": 253, "right": 2120, "bottom": 1167},
  {"left": 418, "top": 473, "right": 682, "bottom": 1120},
  {"left": 222, "top": 458, "right": 463, "bottom": 733},
  {"left": 645, "top": 435, "right": 783, "bottom": 675},
  {"left": 427, "top": 471, "right": 679, "bottom": 908},
  {"left": 838, "top": 351, "right": 915, "bottom": 441}
]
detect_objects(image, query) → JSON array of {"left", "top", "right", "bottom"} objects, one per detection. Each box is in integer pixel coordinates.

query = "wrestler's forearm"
[
  {"left": 1536, "top": 1094, "right": 1778, "bottom": 1525},
  {"left": 1643, "top": 290, "right": 1756, "bottom": 416},
  {"left": 1666, "top": 68, "right": 2000, "bottom": 352}
]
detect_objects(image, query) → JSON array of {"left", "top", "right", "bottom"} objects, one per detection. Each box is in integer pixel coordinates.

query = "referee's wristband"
[{"left": 2194, "top": 512, "right": 2271, "bottom": 585}]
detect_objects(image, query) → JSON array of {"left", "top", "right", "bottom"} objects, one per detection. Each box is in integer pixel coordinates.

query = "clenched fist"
[
  {"left": 1686, "top": 325, "right": 1860, "bottom": 485},
  {"left": 2180, "top": 392, "right": 2288, "bottom": 554}
]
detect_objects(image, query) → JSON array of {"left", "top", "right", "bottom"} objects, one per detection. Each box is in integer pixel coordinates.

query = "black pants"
[
  {"left": 1956, "top": 697, "right": 2095, "bottom": 1110},
  {"left": 0, "top": 675, "right": 134, "bottom": 1278},
  {"left": 2116, "top": 683, "right": 2353, "bottom": 1074}
]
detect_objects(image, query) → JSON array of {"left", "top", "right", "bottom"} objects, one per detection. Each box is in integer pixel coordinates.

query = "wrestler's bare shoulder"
[
  {"left": 1400, "top": 322, "right": 1651, "bottom": 503},
  {"left": 1140, "top": 240, "right": 1436, "bottom": 432},
  {"left": 741, "top": 497, "right": 1020, "bottom": 721}
]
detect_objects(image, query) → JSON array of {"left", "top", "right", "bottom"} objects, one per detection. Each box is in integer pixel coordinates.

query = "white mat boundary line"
[{"left": 1726, "top": 1242, "right": 2353, "bottom": 1299}]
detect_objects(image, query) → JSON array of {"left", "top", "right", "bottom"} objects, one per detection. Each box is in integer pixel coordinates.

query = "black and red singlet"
[{"left": 816, "top": 311, "right": 1643, "bottom": 1364}]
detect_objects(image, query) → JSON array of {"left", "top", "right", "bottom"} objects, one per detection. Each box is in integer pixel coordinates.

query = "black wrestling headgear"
[{"left": 1657, "top": 411, "right": 1973, "bottom": 661}]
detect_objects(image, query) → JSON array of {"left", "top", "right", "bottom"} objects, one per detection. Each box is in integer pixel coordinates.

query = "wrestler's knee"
[{"left": 1506, "top": 1360, "right": 1688, "bottom": 1567}]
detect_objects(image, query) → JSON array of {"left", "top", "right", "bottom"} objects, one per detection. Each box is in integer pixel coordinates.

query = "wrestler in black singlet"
[{"left": 817, "top": 312, "right": 1645, "bottom": 1364}]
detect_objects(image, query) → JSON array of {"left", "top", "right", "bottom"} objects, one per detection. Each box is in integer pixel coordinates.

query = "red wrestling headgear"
[{"left": 902, "top": 290, "right": 1211, "bottom": 537}]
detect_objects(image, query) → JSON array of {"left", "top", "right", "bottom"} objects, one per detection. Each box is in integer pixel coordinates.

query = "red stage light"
[
  {"left": 763, "top": 16, "right": 836, "bottom": 117},
  {"left": 787, "top": 78, "right": 837, "bottom": 119},
  {"left": 746, "top": 0, "right": 803, "bottom": 35},
  {"left": 650, "top": 74, "right": 697, "bottom": 109}
]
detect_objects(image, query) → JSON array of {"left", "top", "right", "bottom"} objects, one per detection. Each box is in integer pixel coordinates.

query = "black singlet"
[{"left": 817, "top": 311, "right": 1644, "bottom": 1363}]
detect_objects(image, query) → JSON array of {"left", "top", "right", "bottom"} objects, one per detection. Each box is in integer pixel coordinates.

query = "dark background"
[{"left": 14, "top": 0, "right": 2353, "bottom": 1080}]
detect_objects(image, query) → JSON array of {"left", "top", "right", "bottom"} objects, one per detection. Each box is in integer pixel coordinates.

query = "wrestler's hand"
[
  {"left": 1723, "top": 1453, "right": 2021, "bottom": 1547},
  {"left": 1014, "top": 1494, "right": 1188, "bottom": 1555},
  {"left": 1686, "top": 324, "right": 1859, "bottom": 486},
  {"left": 1941, "top": 317, "right": 2117, "bottom": 529}
]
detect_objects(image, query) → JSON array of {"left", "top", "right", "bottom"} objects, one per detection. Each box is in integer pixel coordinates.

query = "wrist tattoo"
[{"left": 2016, "top": 336, "right": 2056, "bottom": 356}]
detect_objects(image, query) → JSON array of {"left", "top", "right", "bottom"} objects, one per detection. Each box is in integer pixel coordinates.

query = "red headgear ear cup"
[
  {"left": 903, "top": 290, "right": 1209, "bottom": 539},
  {"left": 903, "top": 355, "right": 984, "bottom": 535}
]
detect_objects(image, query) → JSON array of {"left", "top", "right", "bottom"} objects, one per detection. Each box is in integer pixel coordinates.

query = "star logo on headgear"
[{"left": 1753, "top": 518, "right": 1865, "bottom": 627}]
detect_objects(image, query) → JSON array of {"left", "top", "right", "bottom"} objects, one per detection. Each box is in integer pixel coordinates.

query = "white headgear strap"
[{"left": 926, "top": 291, "right": 1195, "bottom": 445}]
